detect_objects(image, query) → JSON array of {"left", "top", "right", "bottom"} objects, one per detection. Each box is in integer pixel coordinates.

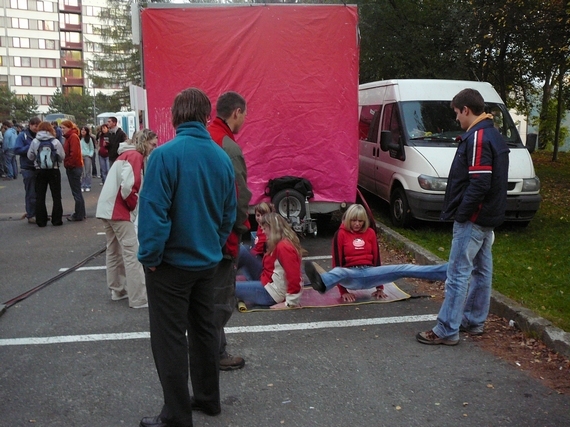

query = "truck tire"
[
  {"left": 273, "top": 189, "right": 306, "bottom": 219},
  {"left": 390, "top": 187, "right": 412, "bottom": 228}
]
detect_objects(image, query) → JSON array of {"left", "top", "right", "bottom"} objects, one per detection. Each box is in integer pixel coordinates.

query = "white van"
[{"left": 358, "top": 79, "right": 541, "bottom": 227}]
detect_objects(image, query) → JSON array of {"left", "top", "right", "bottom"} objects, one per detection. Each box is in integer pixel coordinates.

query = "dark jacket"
[
  {"left": 441, "top": 116, "right": 510, "bottom": 228},
  {"left": 107, "top": 127, "right": 128, "bottom": 162},
  {"left": 14, "top": 128, "right": 37, "bottom": 170}
]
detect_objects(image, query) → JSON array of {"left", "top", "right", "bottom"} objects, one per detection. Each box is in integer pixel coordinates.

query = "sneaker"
[
  {"left": 416, "top": 330, "right": 459, "bottom": 346},
  {"left": 131, "top": 303, "right": 148, "bottom": 309},
  {"left": 81, "top": 188, "right": 85, "bottom": 192},
  {"left": 85, "top": 188, "right": 91, "bottom": 192},
  {"left": 67, "top": 215, "right": 83, "bottom": 222},
  {"left": 190, "top": 397, "right": 221, "bottom": 416},
  {"left": 219, "top": 354, "right": 245, "bottom": 371},
  {"left": 100, "top": 182, "right": 104, "bottom": 186},
  {"left": 27, "top": 217, "right": 36, "bottom": 224},
  {"left": 304, "top": 261, "right": 326, "bottom": 293},
  {"left": 459, "top": 325, "right": 484, "bottom": 336},
  {"left": 111, "top": 290, "right": 128, "bottom": 301}
]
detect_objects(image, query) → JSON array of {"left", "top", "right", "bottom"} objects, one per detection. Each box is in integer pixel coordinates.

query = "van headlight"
[
  {"left": 418, "top": 175, "right": 447, "bottom": 191},
  {"left": 522, "top": 176, "right": 540, "bottom": 192}
]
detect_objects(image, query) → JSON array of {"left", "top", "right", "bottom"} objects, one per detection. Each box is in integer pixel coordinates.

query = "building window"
[
  {"left": 14, "top": 76, "right": 33, "bottom": 86},
  {"left": 39, "top": 39, "right": 57, "bottom": 50},
  {"left": 85, "top": 5, "right": 101, "bottom": 16},
  {"left": 10, "top": 0, "right": 28, "bottom": 10},
  {"left": 40, "top": 95, "right": 52, "bottom": 105},
  {"left": 37, "top": 1, "right": 54, "bottom": 12},
  {"left": 40, "top": 77, "right": 57, "bottom": 86},
  {"left": 61, "top": 13, "right": 81, "bottom": 25},
  {"left": 39, "top": 58, "right": 56, "bottom": 68},
  {"left": 11, "top": 18, "right": 29, "bottom": 29},
  {"left": 62, "top": 0, "right": 79, "bottom": 6},
  {"left": 61, "top": 32, "right": 81, "bottom": 47},
  {"left": 13, "top": 38, "right": 30, "bottom": 48},
  {"left": 14, "top": 57, "right": 32, "bottom": 67},
  {"left": 40, "top": 20, "right": 56, "bottom": 31}
]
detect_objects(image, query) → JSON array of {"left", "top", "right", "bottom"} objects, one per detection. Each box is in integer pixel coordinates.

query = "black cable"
[{"left": 1, "top": 247, "right": 106, "bottom": 311}]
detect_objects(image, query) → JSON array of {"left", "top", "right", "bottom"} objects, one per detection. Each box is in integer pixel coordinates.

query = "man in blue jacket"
[
  {"left": 14, "top": 117, "right": 41, "bottom": 223},
  {"left": 138, "top": 88, "right": 236, "bottom": 427},
  {"left": 2, "top": 121, "right": 18, "bottom": 179},
  {"left": 416, "top": 88, "right": 509, "bottom": 346}
]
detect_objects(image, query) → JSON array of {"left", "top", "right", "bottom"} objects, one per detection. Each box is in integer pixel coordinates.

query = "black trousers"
[
  {"left": 212, "top": 257, "right": 237, "bottom": 358},
  {"left": 146, "top": 263, "right": 220, "bottom": 427},
  {"left": 35, "top": 169, "right": 63, "bottom": 226}
]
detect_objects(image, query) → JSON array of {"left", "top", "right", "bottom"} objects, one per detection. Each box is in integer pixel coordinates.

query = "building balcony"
[
  {"left": 59, "top": 4, "right": 81, "bottom": 14},
  {"left": 62, "top": 76, "right": 84, "bottom": 86},
  {"left": 61, "top": 58, "right": 83, "bottom": 68},
  {"left": 61, "top": 41, "right": 83, "bottom": 50},
  {"left": 60, "top": 23, "right": 82, "bottom": 32}
]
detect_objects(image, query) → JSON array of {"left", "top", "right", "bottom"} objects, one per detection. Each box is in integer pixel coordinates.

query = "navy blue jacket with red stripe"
[{"left": 441, "top": 116, "right": 510, "bottom": 228}]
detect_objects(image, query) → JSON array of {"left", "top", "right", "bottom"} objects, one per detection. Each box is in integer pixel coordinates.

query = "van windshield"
[{"left": 400, "top": 101, "right": 523, "bottom": 147}]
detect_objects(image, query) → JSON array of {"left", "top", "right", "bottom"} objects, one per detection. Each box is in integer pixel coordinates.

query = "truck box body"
[
  {"left": 358, "top": 79, "right": 541, "bottom": 227},
  {"left": 141, "top": 4, "right": 360, "bottom": 214}
]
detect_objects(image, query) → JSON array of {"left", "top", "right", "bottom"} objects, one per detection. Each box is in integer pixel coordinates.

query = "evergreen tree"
[
  {"left": 13, "top": 94, "right": 40, "bottom": 123},
  {"left": 0, "top": 86, "right": 15, "bottom": 122},
  {"left": 48, "top": 89, "right": 93, "bottom": 126}
]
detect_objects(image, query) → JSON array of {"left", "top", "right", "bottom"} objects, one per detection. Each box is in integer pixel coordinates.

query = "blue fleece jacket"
[
  {"left": 14, "top": 128, "right": 37, "bottom": 170},
  {"left": 137, "top": 121, "right": 236, "bottom": 270}
]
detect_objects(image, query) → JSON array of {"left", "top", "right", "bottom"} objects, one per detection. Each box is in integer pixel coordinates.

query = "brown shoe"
[
  {"left": 219, "top": 354, "right": 245, "bottom": 371},
  {"left": 416, "top": 330, "right": 459, "bottom": 346}
]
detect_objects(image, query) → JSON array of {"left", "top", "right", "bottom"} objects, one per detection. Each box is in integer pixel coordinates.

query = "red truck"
[{"left": 141, "top": 4, "right": 359, "bottom": 235}]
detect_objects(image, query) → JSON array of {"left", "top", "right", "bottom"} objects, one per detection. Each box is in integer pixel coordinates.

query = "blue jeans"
[
  {"left": 21, "top": 169, "right": 37, "bottom": 218},
  {"left": 66, "top": 167, "right": 85, "bottom": 219},
  {"left": 237, "top": 244, "right": 263, "bottom": 280},
  {"left": 4, "top": 151, "right": 18, "bottom": 178},
  {"left": 433, "top": 221, "right": 494, "bottom": 340},
  {"left": 235, "top": 280, "right": 276, "bottom": 306},
  {"left": 99, "top": 156, "right": 109, "bottom": 183},
  {"left": 321, "top": 263, "right": 448, "bottom": 291},
  {"left": 81, "top": 156, "right": 92, "bottom": 189}
]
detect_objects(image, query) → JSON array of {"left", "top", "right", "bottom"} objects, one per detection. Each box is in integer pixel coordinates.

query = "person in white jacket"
[
  {"left": 27, "top": 121, "right": 66, "bottom": 227},
  {"left": 96, "top": 129, "right": 157, "bottom": 309}
]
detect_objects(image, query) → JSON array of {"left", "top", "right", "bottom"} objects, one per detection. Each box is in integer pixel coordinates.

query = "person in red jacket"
[
  {"left": 61, "top": 120, "right": 85, "bottom": 222},
  {"left": 207, "top": 91, "right": 252, "bottom": 371},
  {"left": 236, "top": 213, "right": 303, "bottom": 307},
  {"left": 332, "top": 204, "right": 387, "bottom": 302}
]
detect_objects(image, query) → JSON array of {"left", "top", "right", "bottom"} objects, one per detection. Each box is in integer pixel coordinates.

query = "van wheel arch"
[{"left": 390, "top": 186, "right": 413, "bottom": 228}]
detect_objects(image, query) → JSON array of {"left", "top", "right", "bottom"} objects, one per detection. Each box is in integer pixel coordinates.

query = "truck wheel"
[
  {"left": 390, "top": 187, "right": 412, "bottom": 228},
  {"left": 273, "top": 189, "right": 306, "bottom": 219}
]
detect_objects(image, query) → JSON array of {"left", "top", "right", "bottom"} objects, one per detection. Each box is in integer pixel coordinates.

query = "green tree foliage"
[
  {"left": 13, "top": 94, "right": 40, "bottom": 123},
  {"left": 48, "top": 89, "right": 93, "bottom": 126},
  {"left": 0, "top": 86, "right": 15, "bottom": 122}
]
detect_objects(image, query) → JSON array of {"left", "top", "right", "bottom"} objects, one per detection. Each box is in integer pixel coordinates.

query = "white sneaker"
[
  {"left": 131, "top": 303, "right": 149, "bottom": 309},
  {"left": 81, "top": 188, "right": 85, "bottom": 192},
  {"left": 85, "top": 188, "right": 91, "bottom": 192},
  {"left": 111, "top": 290, "right": 128, "bottom": 301}
]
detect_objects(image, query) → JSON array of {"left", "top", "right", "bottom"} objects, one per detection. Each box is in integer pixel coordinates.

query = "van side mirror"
[
  {"left": 526, "top": 133, "right": 537, "bottom": 154},
  {"left": 380, "top": 130, "right": 406, "bottom": 161}
]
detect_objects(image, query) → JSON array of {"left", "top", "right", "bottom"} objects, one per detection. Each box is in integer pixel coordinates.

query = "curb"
[{"left": 376, "top": 221, "right": 570, "bottom": 359}]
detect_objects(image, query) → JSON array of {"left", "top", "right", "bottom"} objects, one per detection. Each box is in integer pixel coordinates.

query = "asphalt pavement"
[{"left": 1, "top": 173, "right": 569, "bottom": 426}]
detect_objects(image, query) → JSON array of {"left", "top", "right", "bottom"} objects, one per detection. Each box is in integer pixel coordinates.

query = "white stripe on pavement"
[{"left": 0, "top": 314, "right": 437, "bottom": 346}]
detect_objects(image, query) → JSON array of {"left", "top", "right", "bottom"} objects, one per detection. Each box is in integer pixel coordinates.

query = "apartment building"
[{"left": 0, "top": 0, "right": 117, "bottom": 114}]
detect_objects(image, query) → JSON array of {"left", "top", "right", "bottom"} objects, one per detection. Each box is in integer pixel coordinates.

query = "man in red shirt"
[{"left": 207, "top": 92, "right": 252, "bottom": 372}]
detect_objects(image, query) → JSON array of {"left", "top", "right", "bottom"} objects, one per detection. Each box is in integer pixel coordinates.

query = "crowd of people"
[{"left": 3, "top": 85, "right": 509, "bottom": 427}]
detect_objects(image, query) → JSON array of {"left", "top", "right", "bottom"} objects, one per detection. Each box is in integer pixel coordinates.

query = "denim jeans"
[
  {"left": 321, "top": 263, "right": 448, "bottom": 291},
  {"left": 235, "top": 280, "right": 276, "bottom": 306},
  {"left": 433, "top": 221, "right": 494, "bottom": 340},
  {"left": 4, "top": 151, "right": 18, "bottom": 178},
  {"left": 66, "top": 167, "right": 85, "bottom": 219},
  {"left": 81, "top": 156, "right": 92, "bottom": 189},
  {"left": 99, "top": 156, "right": 109, "bottom": 183},
  {"left": 237, "top": 244, "right": 263, "bottom": 280},
  {"left": 21, "top": 169, "right": 37, "bottom": 218}
]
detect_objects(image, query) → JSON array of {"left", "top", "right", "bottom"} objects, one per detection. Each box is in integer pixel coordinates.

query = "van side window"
[
  {"left": 359, "top": 105, "right": 381, "bottom": 142},
  {"left": 382, "top": 103, "right": 402, "bottom": 146}
]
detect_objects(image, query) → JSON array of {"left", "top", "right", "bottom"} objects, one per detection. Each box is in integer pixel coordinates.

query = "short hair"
[
  {"left": 29, "top": 117, "right": 41, "bottom": 126},
  {"left": 38, "top": 121, "right": 56, "bottom": 137},
  {"left": 451, "top": 89, "right": 485, "bottom": 115},
  {"left": 171, "top": 87, "right": 211, "bottom": 128},
  {"left": 342, "top": 204, "right": 370, "bottom": 232},
  {"left": 216, "top": 91, "right": 246, "bottom": 120},
  {"left": 107, "top": 117, "right": 118, "bottom": 125},
  {"left": 2, "top": 120, "right": 12, "bottom": 128}
]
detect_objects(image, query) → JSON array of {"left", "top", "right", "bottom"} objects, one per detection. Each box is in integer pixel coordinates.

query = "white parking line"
[{"left": 0, "top": 314, "right": 437, "bottom": 346}]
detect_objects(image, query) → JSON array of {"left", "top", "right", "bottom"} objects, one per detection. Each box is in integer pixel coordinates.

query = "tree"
[
  {"left": 13, "top": 94, "right": 40, "bottom": 123},
  {"left": 48, "top": 89, "right": 94, "bottom": 126},
  {"left": 0, "top": 86, "right": 15, "bottom": 122}
]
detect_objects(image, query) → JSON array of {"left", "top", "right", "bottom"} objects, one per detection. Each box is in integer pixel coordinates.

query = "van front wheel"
[{"left": 390, "top": 187, "right": 412, "bottom": 228}]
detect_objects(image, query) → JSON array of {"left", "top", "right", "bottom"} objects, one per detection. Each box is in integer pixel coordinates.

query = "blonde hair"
[
  {"left": 342, "top": 204, "right": 370, "bottom": 232},
  {"left": 131, "top": 128, "right": 158, "bottom": 156},
  {"left": 260, "top": 213, "right": 302, "bottom": 255},
  {"left": 255, "top": 202, "right": 275, "bottom": 216}
]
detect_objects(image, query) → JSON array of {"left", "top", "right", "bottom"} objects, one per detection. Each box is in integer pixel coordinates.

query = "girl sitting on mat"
[
  {"left": 332, "top": 204, "right": 386, "bottom": 302},
  {"left": 237, "top": 202, "right": 274, "bottom": 280},
  {"left": 236, "top": 212, "right": 303, "bottom": 307}
]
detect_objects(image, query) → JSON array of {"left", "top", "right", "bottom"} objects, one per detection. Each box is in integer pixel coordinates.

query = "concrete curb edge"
[{"left": 376, "top": 221, "right": 570, "bottom": 359}]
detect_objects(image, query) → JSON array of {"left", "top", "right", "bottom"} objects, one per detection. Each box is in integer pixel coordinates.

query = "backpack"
[{"left": 37, "top": 139, "right": 58, "bottom": 169}]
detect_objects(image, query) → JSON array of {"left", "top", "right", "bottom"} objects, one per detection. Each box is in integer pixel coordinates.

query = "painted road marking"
[{"left": 0, "top": 314, "right": 437, "bottom": 346}]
